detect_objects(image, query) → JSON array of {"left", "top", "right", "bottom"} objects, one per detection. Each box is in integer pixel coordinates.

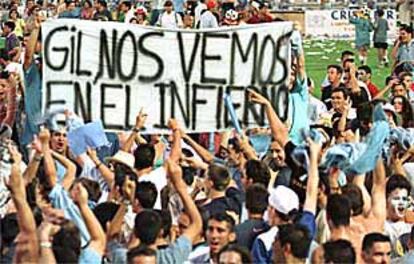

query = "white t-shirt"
[
  {"left": 158, "top": 11, "right": 183, "bottom": 29},
  {"left": 384, "top": 220, "right": 412, "bottom": 248},
  {"left": 199, "top": 10, "right": 218, "bottom": 29},
  {"left": 138, "top": 166, "right": 168, "bottom": 209}
]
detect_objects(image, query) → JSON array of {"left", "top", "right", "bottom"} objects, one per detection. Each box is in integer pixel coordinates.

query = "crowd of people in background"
[{"left": 0, "top": 0, "right": 414, "bottom": 264}]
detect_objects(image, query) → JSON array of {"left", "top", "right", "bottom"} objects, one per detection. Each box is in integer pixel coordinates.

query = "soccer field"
[{"left": 303, "top": 39, "right": 392, "bottom": 98}]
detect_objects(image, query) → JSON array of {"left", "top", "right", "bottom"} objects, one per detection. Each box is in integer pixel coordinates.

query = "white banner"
[
  {"left": 42, "top": 20, "right": 292, "bottom": 132},
  {"left": 305, "top": 9, "right": 398, "bottom": 40}
]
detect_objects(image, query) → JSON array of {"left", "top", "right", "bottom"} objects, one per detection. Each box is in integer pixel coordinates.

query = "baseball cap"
[{"left": 268, "top": 186, "right": 299, "bottom": 215}]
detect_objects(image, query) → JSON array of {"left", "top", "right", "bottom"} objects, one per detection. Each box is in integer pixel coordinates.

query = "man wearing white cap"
[{"left": 251, "top": 185, "right": 303, "bottom": 263}]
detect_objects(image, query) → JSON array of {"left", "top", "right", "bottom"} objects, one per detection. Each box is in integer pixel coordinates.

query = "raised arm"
[
  {"left": 106, "top": 177, "right": 135, "bottom": 241},
  {"left": 122, "top": 109, "right": 147, "bottom": 152},
  {"left": 248, "top": 89, "right": 289, "bottom": 147},
  {"left": 167, "top": 160, "right": 202, "bottom": 243},
  {"left": 303, "top": 138, "right": 320, "bottom": 215},
  {"left": 181, "top": 131, "right": 215, "bottom": 163},
  {"left": 167, "top": 119, "right": 181, "bottom": 163},
  {"left": 39, "top": 128, "right": 57, "bottom": 187},
  {"left": 353, "top": 174, "right": 372, "bottom": 216},
  {"left": 371, "top": 159, "right": 387, "bottom": 223},
  {"left": 8, "top": 144, "right": 39, "bottom": 263},
  {"left": 72, "top": 183, "right": 106, "bottom": 255},
  {"left": 51, "top": 151, "right": 76, "bottom": 190},
  {"left": 23, "top": 136, "right": 43, "bottom": 185},
  {"left": 86, "top": 148, "right": 115, "bottom": 186},
  {"left": 23, "top": 22, "right": 40, "bottom": 70}
]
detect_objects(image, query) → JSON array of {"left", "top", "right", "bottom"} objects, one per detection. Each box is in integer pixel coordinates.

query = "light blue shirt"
[
  {"left": 288, "top": 76, "right": 309, "bottom": 146},
  {"left": 48, "top": 184, "right": 91, "bottom": 247}
]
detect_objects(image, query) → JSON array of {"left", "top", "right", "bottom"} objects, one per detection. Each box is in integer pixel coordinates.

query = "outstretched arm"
[
  {"left": 8, "top": 145, "right": 39, "bottom": 263},
  {"left": 72, "top": 183, "right": 106, "bottom": 255},
  {"left": 167, "top": 160, "right": 202, "bottom": 243},
  {"left": 303, "top": 138, "right": 320, "bottom": 214},
  {"left": 181, "top": 130, "right": 215, "bottom": 163},
  {"left": 371, "top": 159, "right": 387, "bottom": 224},
  {"left": 248, "top": 89, "right": 289, "bottom": 147}
]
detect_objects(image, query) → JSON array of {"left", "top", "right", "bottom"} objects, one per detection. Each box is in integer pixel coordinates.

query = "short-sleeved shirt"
[{"left": 373, "top": 18, "right": 389, "bottom": 44}]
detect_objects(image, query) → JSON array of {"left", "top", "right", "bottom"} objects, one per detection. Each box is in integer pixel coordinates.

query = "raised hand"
[
  {"left": 135, "top": 108, "right": 147, "bottom": 129},
  {"left": 247, "top": 89, "right": 270, "bottom": 106},
  {"left": 72, "top": 183, "right": 89, "bottom": 206}
]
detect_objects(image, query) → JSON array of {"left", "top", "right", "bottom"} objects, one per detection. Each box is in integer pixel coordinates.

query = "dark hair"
[
  {"left": 358, "top": 65, "right": 372, "bottom": 75},
  {"left": 182, "top": 166, "right": 196, "bottom": 186},
  {"left": 323, "top": 239, "right": 356, "bottom": 264},
  {"left": 227, "top": 138, "right": 242, "bottom": 153},
  {"left": 135, "top": 181, "right": 158, "bottom": 209},
  {"left": 8, "top": 8, "right": 19, "bottom": 18},
  {"left": 327, "top": 64, "right": 344, "bottom": 75},
  {"left": 208, "top": 163, "right": 230, "bottom": 191},
  {"left": 134, "top": 144, "right": 156, "bottom": 170},
  {"left": 208, "top": 212, "right": 235, "bottom": 232},
  {"left": 399, "top": 72, "right": 413, "bottom": 84},
  {"left": 97, "top": 0, "right": 107, "bottom": 8},
  {"left": 278, "top": 223, "right": 312, "bottom": 259},
  {"left": 386, "top": 174, "right": 412, "bottom": 198},
  {"left": 400, "top": 24, "right": 413, "bottom": 35},
  {"left": 4, "top": 21, "right": 15, "bottom": 31},
  {"left": 134, "top": 210, "right": 163, "bottom": 245},
  {"left": 331, "top": 87, "right": 349, "bottom": 100},
  {"left": 342, "top": 184, "right": 364, "bottom": 216},
  {"left": 244, "top": 159, "right": 270, "bottom": 187},
  {"left": 376, "top": 8, "right": 384, "bottom": 17},
  {"left": 127, "top": 245, "right": 156, "bottom": 264},
  {"left": 93, "top": 202, "right": 120, "bottom": 232},
  {"left": 154, "top": 209, "right": 172, "bottom": 239},
  {"left": 0, "top": 213, "right": 19, "bottom": 246},
  {"left": 327, "top": 194, "right": 351, "bottom": 227},
  {"left": 245, "top": 183, "right": 268, "bottom": 215},
  {"left": 52, "top": 220, "right": 81, "bottom": 263},
  {"left": 362, "top": 233, "right": 391, "bottom": 252},
  {"left": 341, "top": 50, "right": 354, "bottom": 60},
  {"left": 391, "top": 96, "right": 414, "bottom": 128},
  {"left": 75, "top": 178, "right": 101, "bottom": 202},
  {"left": 121, "top": 1, "right": 131, "bottom": 9},
  {"left": 218, "top": 244, "right": 252, "bottom": 263}
]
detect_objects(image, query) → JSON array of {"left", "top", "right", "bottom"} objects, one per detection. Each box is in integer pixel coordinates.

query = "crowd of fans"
[{"left": 0, "top": 0, "right": 414, "bottom": 264}]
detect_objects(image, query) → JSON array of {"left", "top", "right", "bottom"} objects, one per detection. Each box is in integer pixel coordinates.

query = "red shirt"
[{"left": 367, "top": 82, "right": 379, "bottom": 97}]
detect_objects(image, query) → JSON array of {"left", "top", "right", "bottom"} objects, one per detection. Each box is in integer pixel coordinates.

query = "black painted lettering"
[
  {"left": 76, "top": 30, "right": 92, "bottom": 76},
  {"left": 100, "top": 83, "right": 124, "bottom": 129},
  {"left": 94, "top": 30, "right": 117, "bottom": 84},
  {"left": 44, "top": 26, "right": 70, "bottom": 71},
  {"left": 257, "top": 35, "right": 276, "bottom": 85},
  {"left": 138, "top": 32, "right": 164, "bottom": 83},
  {"left": 201, "top": 32, "right": 229, "bottom": 84},
  {"left": 74, "top": 81, "right": 92, "bottom": 122},
  {"left": 178, "top": 32, "right": 200, "bottom": 83},
  {"left": 230, "top": 32, "right": 258, "bottom": 85},
  {"left": 192, "top": 83, "right": 215, "bottom": 130},
  {"left": 117, "top": 30, "right": 138, "bottom": 82}
]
